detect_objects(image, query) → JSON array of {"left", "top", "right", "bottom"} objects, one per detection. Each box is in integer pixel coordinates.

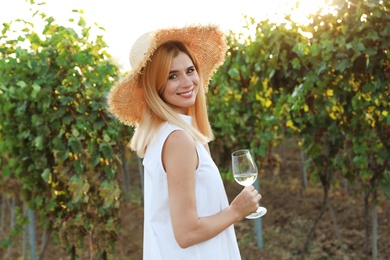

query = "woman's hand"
[{"left": 229, "top": 185, "right": 262, "bottom": 221}]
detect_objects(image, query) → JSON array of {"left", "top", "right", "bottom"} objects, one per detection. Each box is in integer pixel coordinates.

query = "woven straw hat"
[{"left": 107, "top": 24, "right": 227, "bottom": 126}]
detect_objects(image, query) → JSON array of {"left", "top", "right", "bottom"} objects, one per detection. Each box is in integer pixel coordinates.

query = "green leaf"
[
  {"left": 310, "top": 43, "right": 319, "bottom": 57},
  {"left": 62, "top": 115, "right": 74, "bottom": 125},
  {"left": 73, "top": 160, "right": 84, "bottom": 174},
  {"left": 31, "top": 83, "right": 41, "bottom": 98},
  {"left": 35, "top": 195, "right": 43, "bottom": 207},
  {"left": 91, "top": 155, "right": 100, "bottom": 167},
  {"left": 34, "top": 136, "right": 44, "bottom": 150},
  {"left": 99, "top": 142, "right": 113, "bottom": 158},
  {"left": 72, "top": 128, "right": 80, "bottom": 137},
  {"left": 16, "top": 81, "right": 27, "bottom": 88},
  {"left": 45, "top": 201, "right": 57, "bottom": 211},
  {"left": 78, "top": 17, "right": 86, "bottom": 27},
  {"left": 41, "top": 168, "right": 50, "bottom": 183},
  {"left": 334, "top": 59, "right": 351, "bottom": 72},
  {"left": 103, "top": 134, "right": 111, "bottom": 143},
  {"left": 68, "top": 136, "right": 82, "bottom": 154},
  {"left": 1, "top": 166, "right": 11, "bottom": 178},
  {"left": 46, "top": 16, "right": 54, "bottom": 24},
  {"left": 1, "top": 237, "right": 12, "bottom": 248},
  {"left": 291, "top": 58, "right": 301, "bottom": 69},
  {"left": 228, "top": 68, "right": 239, "bottom": 79},
  {"left": 93, "top": 120, "right": 105, "bottom": 130}
]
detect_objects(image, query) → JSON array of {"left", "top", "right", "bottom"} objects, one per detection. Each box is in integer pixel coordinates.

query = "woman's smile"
[{"left": 177, "top": 88, "right": 194, "bottom": 97}]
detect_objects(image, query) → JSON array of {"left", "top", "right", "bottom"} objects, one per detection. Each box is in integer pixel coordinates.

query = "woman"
[{"left": 108, "top": 25, "right": 262, "bottom": 260}]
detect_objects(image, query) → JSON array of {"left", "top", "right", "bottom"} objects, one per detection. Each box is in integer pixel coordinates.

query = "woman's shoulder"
[
  {"left": 148, "top": 121, "right": 190, "bottom": 150},
  {"left": 160, "top": 121, "right": 196, "bottom": 156},
  {"left": 144, "top": 122, "right": 195, "bottom": 166},
  {"left": 164, "top": 128, "right": 194, "bottom": 148}
]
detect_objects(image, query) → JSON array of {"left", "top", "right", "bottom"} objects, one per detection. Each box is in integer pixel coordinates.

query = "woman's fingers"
[
  {"left": 230, "top": 185, "right": 264, "bottom": 219},
  {"left": 244, "top": 185, "right": 261, "bottom": 202}
]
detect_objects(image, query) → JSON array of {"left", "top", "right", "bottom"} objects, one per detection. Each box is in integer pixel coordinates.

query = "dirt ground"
[
  {"left": 3, "top": 140, "right": 390, "bottom": 259},
  {"left": 112, "top": 180, "right": 390, "bottom": 260},
  {"left": 110, "top": 138, "right": 390, "bottom": 260}
]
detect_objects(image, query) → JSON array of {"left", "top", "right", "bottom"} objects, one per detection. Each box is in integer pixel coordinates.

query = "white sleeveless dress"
[{"left": 142, "top": 115, "right": 241, "bottom": 260}]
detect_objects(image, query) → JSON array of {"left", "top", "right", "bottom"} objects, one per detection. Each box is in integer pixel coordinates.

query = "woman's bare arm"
[{"left": 162, "top": 130, "right": 261, "bottom": 248}]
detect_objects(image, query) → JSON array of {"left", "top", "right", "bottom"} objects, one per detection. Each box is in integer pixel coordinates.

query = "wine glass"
[{"left": 232, "top": 149, "right": 267, "bottom": 219}]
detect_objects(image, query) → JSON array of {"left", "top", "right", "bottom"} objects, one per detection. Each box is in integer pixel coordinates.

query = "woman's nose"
[{"left": 181, "top": 74, "right": 193, "bottom": 87}]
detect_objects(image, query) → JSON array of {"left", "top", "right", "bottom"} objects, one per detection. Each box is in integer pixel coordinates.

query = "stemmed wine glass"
[{"left": 232, "top": 149, "right": 267, "bottom": 219}]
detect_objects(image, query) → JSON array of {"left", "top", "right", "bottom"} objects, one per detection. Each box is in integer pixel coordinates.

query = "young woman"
[{"left": 108, "top": 25, "right": 262, "bottom": 260}]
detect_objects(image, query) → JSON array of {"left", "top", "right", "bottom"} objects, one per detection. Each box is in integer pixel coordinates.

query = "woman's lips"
[{"left": 177, "top": 89, "right": 194, "bottom": 97}]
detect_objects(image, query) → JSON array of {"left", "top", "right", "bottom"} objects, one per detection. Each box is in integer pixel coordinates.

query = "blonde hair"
[{"left": 130, "top": 41, "right": 214, "bottom": 157}]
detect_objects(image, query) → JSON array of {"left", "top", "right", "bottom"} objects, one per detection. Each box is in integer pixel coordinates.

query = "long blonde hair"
[{"left": 130, "top": 41, "right": 214, "bottom": 157}]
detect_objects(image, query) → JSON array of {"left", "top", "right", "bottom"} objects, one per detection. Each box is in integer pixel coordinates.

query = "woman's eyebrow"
[{"left": 169, "top": 65, "right": 195, "bottom": 74}]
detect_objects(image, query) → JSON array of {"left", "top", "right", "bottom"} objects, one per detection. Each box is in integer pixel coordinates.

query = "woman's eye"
[
  {"left": 187, "top": 67, "right": 195, "bottom": 74},
  {"left": 168, "top": 74, "right": 177, "bottom": 80}
]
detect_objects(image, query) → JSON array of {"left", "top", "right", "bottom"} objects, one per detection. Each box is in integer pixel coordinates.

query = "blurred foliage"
[
  {"left": 209, "top": 1, "right": 389, "bottom": 255},
  {"left": 209, "top": 0, "right": 389, "bottom": 200},
  {"left": 0, "top": 1, "right": 131, "bottom": 257}
]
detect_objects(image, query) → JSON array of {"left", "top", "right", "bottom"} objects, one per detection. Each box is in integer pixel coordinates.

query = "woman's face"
[{"left": 161, "top": 51, "right": 199, "bottom": 115}]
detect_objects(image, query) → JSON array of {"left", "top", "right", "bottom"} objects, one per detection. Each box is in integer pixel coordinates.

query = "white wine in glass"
[{"left": 232, "top": 149, "right": 267, "bottom": 219}]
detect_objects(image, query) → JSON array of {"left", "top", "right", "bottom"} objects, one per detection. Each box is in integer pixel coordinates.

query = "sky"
[{"left": 0, "top": 0, "right": 328, "bottom": 70}]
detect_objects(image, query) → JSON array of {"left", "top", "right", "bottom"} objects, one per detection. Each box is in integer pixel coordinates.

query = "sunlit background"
[{"left": 0, "top": 0, "right": 332, "bottom": 70}]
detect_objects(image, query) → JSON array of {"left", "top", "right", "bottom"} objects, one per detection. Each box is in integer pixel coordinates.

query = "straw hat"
[{"left": 107, "top": 24, "right": 228, "bottom": 126}]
